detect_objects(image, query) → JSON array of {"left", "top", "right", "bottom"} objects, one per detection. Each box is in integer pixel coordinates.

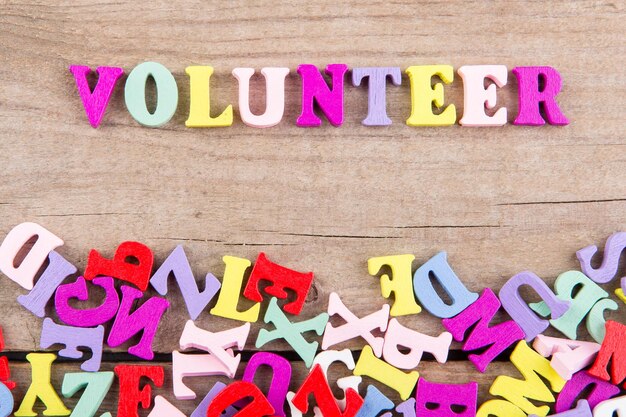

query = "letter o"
[{"left": 124, "top": 61, "right": 178, "bottom": 127}]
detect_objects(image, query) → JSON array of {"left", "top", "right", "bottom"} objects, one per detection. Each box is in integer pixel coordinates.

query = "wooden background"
[{"left": 0, "top": 0, "right": 625, "bottom": 414}]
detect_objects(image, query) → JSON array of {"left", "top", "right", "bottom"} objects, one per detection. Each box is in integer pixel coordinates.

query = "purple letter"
[{"left": 352, "top": 67, "right": 401, "bottom": 126}]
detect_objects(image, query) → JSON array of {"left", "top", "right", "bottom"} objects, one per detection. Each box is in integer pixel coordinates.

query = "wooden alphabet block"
[
  {"left": 69, "top": 65, "right": 124, "bottom": 128},
  {"left": 296, "top": 64, "right": 348, "bottom": 127},
  {"left": 0, "top": 383, "right": 12, "bottom": 417},
  {"left": 114, "top": 365, "right": 164, "bottom": 417},
  {"left": 210, "top": 256, "right": 260, "bottom": 322},
  {"left": 533, "top": 334, "right": 600, "bottom": 380},
  {"left": 405, "top": 65, "right": 456, "bottom": 126},
  {"left": 0, "top": 222, "right": 64, "bottom": 290},
  {"left": 146, "top": 396, "right": 186, "bottom": 417},
  {"left": 396, "top": 399, "right": 416, "bottom": 417},
  {"left": 489, "top": 340, "right": 566, "bottom": 416},
  {"left": 383, "top": 318, "right": 451, "bottom": 369},
  {"left": 412, "top": 252, "right": 478, "bottom": 318},
  {"left": 512, "top": 66, "right": 569, "bottom": 126},
  {"left": 476, "top": 400, "right": 526, "bottom": 417},
  {"left": 458, "top": 65, "right": 508, "bottom": 126},
  {"left": 178, "top": 322, "right": 245, "bottom": 363},
  {"left": 322, "top": 292, "right": 389, "bottom": 357},
  {"left": 556, "top": 371, "right": 620, "bottom": 413},
  {"left": 125, "top": 62, "right": 178, "bottom": 127},
  {"left": 256, "top": 297, "right": 328, "bottom": 367},
  {"left": 84, "top": 241, "right": 153, "bottom": 291},
  {"left": 530, "top": 271, "right": 608, "bottom": 340},
  {"left": 0, "top": 327, "right": 15, "bottom": 390},
  {"left": 232, "top": 67, "right": 289, "bottom": 128},
  {"left": 292, "top": 364, "right": 363, "bottom": 417},
  {"left": 588, "top": 321, "right": 626, "bottom": 387},
  {"left": 499, "top": 271, "right": 569, "bottom": 341},
  {"left": 577, "top": 232, "right": 626, "bottom": 285},
  {"left": 191, "top": 382, "right": 238, "bottom": 417},
  {"left": 368, "top": 254, "right": 422, "bottom": 316},
  {"left": 442, "top": 288, "right": 524, "bottom": 372},
  {"left": 351, "top": 67, "right": 401, "bottom": 126},
  {"left": 355, "top": 385, "right": 393, "bottom": 417},
  {"left": 185, "top": 66, "right": 232, "bottom": 127},
  {"left": 149, "top": 245, "right": 221, "bottom": 320},
  {"left": 15, "top": 353, "right": 70, "bottom": 417},
  {"left": 179, "top": 320, "right": 249, "bottom": 377},
  {"left": 17, "top": 251, "right": 77, "bottom": 318},
  {"left": 592, "top": 395, "right": 626, "bottom": 417},
  {"left": 354, "top": 345, "right": 419, "bottom": 401},
  {"left": 416, "top": 379, "right": 478, "bottom": 417},
  {"left": 62, "top": 371, "right": 114, "bottom": 417},
  {"left": 171, "top": 351, "right": 231, "bottom": 400},
  {"left": 312, "top": 349, "right": 361, "bottom": 411},
  {"left": 107, "top": 285, "right": 169, "bottom": 360},
  {"left": 55, "top": 276, "right": 120, "bottom": 327},
  {"left": 40, "top": 318, "right": 104, "bottom": 372},
  {"left": 587, "top": 298, "right": 618, "bottom": 343},
  {"left": 243, "top": 252, "right": 314, "bottom": 315},
  {"left": 531, "top": 400, "right": 591, "bottom": 417},
  {"left": 242, "top": 352, "right": 292, "bottom": 417}
]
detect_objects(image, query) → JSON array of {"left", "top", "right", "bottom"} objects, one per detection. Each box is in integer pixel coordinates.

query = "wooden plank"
[
  {"left": 7, "top": 359, "right": 517, "bottom": 415},
  {"left": 0, "top": 0, "right": 624, "bottom": 356}
]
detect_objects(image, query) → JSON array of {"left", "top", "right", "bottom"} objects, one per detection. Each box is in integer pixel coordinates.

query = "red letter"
[
  {"left": 588, "top": 321, "right": 626, "bottom": 387},
  {"left": 84, "top": 241, "right": 153, "bottom": 291},
  {"left": 207, "top": 381, "right": 274, "bottom": 417},
  {"left": 114, "top": 365, "right": 164, "bottom": 417},
  {"left": 243, "top": 252, "right": 314, "bottom": 315},
  {"left": 292, "top": 364, "right": 363, "bottom": 417}
]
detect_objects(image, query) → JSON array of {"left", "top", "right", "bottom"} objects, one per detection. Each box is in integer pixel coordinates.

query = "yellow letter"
[
  {"left": 368, "top": 254, "right": 421, "bottom": 316},
  {"left": 406, "top": 65, "right": 456, "bottom": 126},
  {"left": 210, "top": 256, "right": 260, "bottom": 322},
  {"left": 185, "top": 66, "right": 233, "bottom": 127},
  {"left": 354, "top": 345, "right": 419, "bottom": 400},
  {"left": 15, "top": 353, "right": 70, "bottom": 416},
  {"left": 477, "top": 400, "right": 526, "bottom": 417},
  {"left": 489, "top": 341, "right": 565, "bottom": 416}
]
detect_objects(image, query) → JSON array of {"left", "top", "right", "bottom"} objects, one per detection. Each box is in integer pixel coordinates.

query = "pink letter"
[
  {"left": 0, "top": 222, "right": 64, "bottom": 290},
  {"left": 458, "top": 65, "right": 508, "bottom": 126}
]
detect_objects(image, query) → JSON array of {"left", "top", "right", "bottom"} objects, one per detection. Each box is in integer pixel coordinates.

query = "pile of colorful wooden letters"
[{"left": 0, "top": 221, "right": 624, "bottom": 417}]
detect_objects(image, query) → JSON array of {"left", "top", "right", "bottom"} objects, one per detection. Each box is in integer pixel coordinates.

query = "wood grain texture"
[{"left": 0, "top": 0, "right": 624, "bottom": 364}]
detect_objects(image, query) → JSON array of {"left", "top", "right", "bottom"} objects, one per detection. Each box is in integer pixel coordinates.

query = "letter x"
[
  {"left": 256, "top": 298, "right": 329, "bottom": 367},
  {"left": 322, "top": 292, "right": 390, "bottom": 356},
  {"left": 179, "top": 320, "right": 250, "bottom": 377}
]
